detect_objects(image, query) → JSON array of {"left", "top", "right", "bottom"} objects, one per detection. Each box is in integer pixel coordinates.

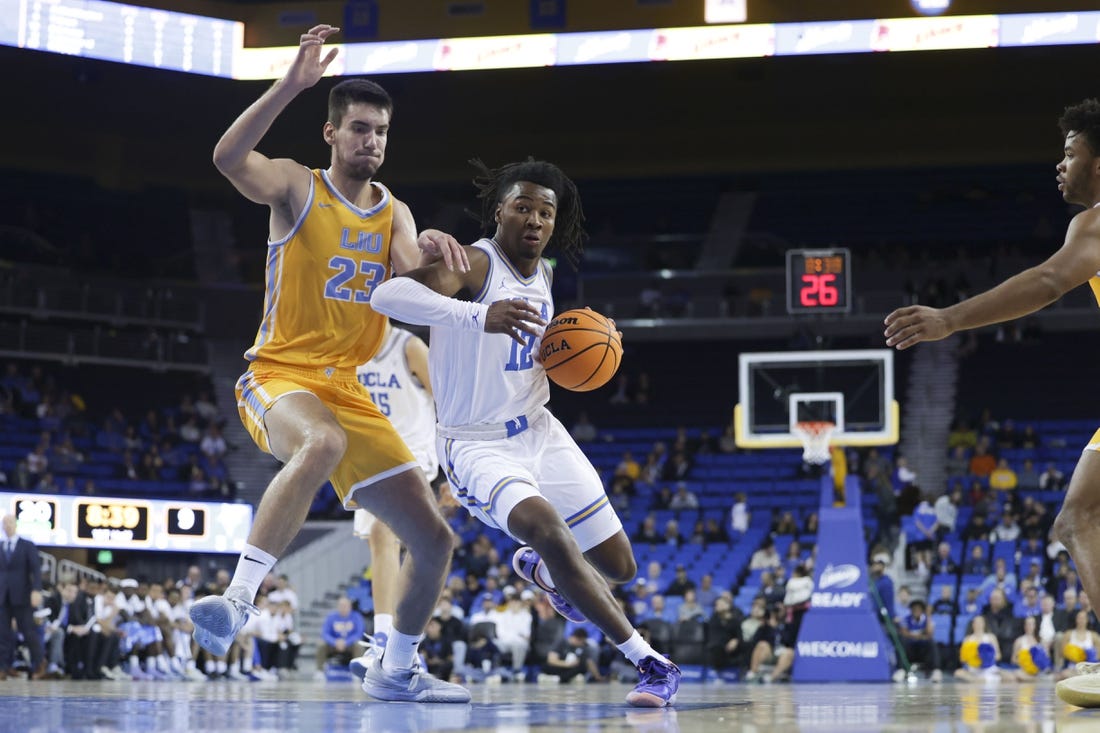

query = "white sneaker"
[
  {"left": 931, "top": 669, "right": 943, "bottom": 684},
  {"left": 361, "top": 655, "right": 470, "bottom": 703},
  {"left": 184, "top": 666, "right": 208, "bottom": 682},
  {"left": 190, "top": 592, "right": 259, "bottom": 657},
  {"left": 350, "top": 632, "right": 387, "bottom": 681},
  {"left": 1077, "top": 662, "right": 1100, "bottom": 675},
  {"left": 227, "top": 665, "right": 247, "bottom": 680}
]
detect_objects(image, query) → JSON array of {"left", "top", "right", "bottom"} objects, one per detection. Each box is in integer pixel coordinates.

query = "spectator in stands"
[
  {"left": 1039, "top": 462, "right": 1066, "bottom": 491},
  {"left": 703, "top": 518, "right": 729, "bottom": 546},
  {"left": 661, "top": 450, "right": 693, "bottom": 482},
  {"left": 932, "top": 541, "right": 959, "bottom": 576},
  {"left": 911, "top": 495, "right": 939, "bottom": 554},
  {"left": 782, "top": 541, "right": 804, "bottom": 575},
  {"left": 995, "top": 419, "right": 1019, "bottom": 450},
  {"left": 989, "top": 458, "right": 1018, "bottom": 494},
  {"left": 718, "top": 425, "right": 737, "bottom": 454},
  {"left": 633, "top": 373, "right": 652, "bottom": 405},
  {"left": 892, "top": 456, "right": 918, "bottom": 493},
  {"left": 990, "top": 511, "right": 1021, "bottom": 544},
  {"left": 694, "top": 574, "right": 719, "bottom": 613},
  {"left": 608, "top": 374, "right": 631, "bottom": 405},
  {"left": 638, "top": 453, "right": 662, "bottom": 487},
  {"left": 179, "top": 415, "right": 202, "bottom": 444},
  {"left": 705, "top": 595, "right": 742, "bottom": 674},
  {"left": 945, "top": 447, "right": 969, "bottom": 478},
  {"left": 193, "top": 389, "right": 219, "bottom": 425},
  {"left": 569, "top": 412, "right": 597, "bottom": 443},
  {"left": 962, "top": 512, "right": 991, "bottom": 544},
  {"left": 750, "top": 538, "right": 781, "bottom": 571},
  {"left": 493, "top": 587, "right": 532, "bottom": 679},
  {"left": 540, "top": 627, "right": 600, "bottom": 684},
  {"left": 420, "top": 618, "right": 455, "bottom": 683},
  {"left": 934, "top": 487, "right": 963, "bottom": 539},
  {"left": 1010, "top": 615, "right": 1049, "bottom": 681},
  {"left": 740, "top": 597, "right": 766, "bottom": 644},
  {"left": 141, "top": 445, "right": 165, "bottom": 482},
  {"left": 963, "top": 543, "right": 989, "bottom": 576},
  {"left": 632, "top": 515, "right": 661, "bottom": 546},
  {"left": 646, "top": 594, "right": 676, "bottom": 624},
  {"left": 983, "top": 588, "right": 1020, "bottom": 661},
  {"left": 802, "top": 511, "right": 818, "bottom": 537},
  {"left": 931, "top": 584, "right": 957, "bottom": 615},
  {"left": 199, "top": 424, "right": 227, "bottom": 462},
  {"left": 866, "top": 463, "right": 899, "bottom": 550},
  {"left": 968, "top": 443, "right": 997, "bottom": 478},
  {"left": 25, "top": 443, "right": 48, "bottom": 483},
  {"left": 315, "top": 596, "right": 364, "bottom": 678},
  {"left": 614, "top": 451, "right": 641, "bottom": 483},
  {"left": 948, "top": 419, "right": 978, "bottom": 450},
  {"left": 1019, "top": 424, "right": 1040, "bottom": 450},
  {"left": 677, "top": 589, "right": 705, "bottom": 623},
  {"left": 894, "top": 585, "right": 913, "bottom": 619},
  {"left": 1038, "top": 594, "right": 1070, "bottom": 667},
  {"left": 1022, "top": 501, "right": 1053, "bottom": 541},
  {"left": 118, "top": 451, "right": 140, "bottom": 481},
  {"left": 668, "top": 482, "right": 699, "bottom": 511},
  {"left": 649, "top": 486, "right": 673, "bottom": 511},
  {"left": 980, "top": 557, "right": 1019, "bottom": 598},
  {"left": 863, "top": 448, "right": 892, "bottom": 479},
  {"left": 686, "top": 520, "right": 706, "bottom": 546},
  {"left": 629, "top": 580, "right": 653, "bottom": 620},
  {"left": 1014, "top": 583, "right": 1042, "bottom": 618},
  {"left": 771, "top": 511, "right": 797, "bottom": 536},
  {"left": 267, "top": 574, "right": 299, "bottom": 612},
  {"left": 961, "top": 587, "right": 981, "bottom": 616},
  {"left": 661, "top": 519, "right": 683, "bottom": 548},
  {"left": 1017, "top": 459, "right": 1041, "bottom": 491},
  {"left": 664, "top": 565, "right": 696, "bottom": 597},
  {"left": 897, "top": 599, "right": 943, "bottom": 682},
  {"left": 744, "top": 605, "right": 795, "bottom": 684},
  {"left": 757, "top": 571, "right": 785, "bottom": 611},
  {"left": 729, "top": 492, "right": 750, "bottom": 535},
  {"left": 954, "top": 614, "right": 1012, "bottom": 682}
]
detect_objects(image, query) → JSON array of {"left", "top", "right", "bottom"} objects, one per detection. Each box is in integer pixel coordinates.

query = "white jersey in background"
[
  {"left": 356, "top": 325, "right": 438, "bottom": 478},
  {"left": 429, "top": 238, "right": 553, "bottom": 431}
]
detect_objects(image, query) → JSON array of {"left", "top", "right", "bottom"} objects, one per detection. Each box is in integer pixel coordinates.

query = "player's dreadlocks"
[{"left": 470, "top": 158, "right": 587, "bottom": 269}]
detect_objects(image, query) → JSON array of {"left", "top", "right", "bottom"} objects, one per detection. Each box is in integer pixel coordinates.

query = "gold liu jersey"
[{"left": 245, "top": 168, "right": 394, "bottom": 369}]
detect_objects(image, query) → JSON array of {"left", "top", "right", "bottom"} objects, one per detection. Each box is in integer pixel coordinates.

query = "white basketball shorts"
[{"left": 437, "top": 408, "right": 622, "bottom": 552}]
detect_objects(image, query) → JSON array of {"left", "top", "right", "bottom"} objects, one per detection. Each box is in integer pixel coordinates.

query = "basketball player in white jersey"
[
  {"left": 371, "top": 159, "right": 680, "bottom": 707},
  {"left": 884, "top": 99, "right": 1100, "bottom": 699},
  {"left": 348, "top": 320, "right": 452, "bottom": 678}
]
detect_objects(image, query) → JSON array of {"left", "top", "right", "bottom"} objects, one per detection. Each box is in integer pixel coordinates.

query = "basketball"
[{"left": 539, "top": 308, "right": 622, "bottom": 392}]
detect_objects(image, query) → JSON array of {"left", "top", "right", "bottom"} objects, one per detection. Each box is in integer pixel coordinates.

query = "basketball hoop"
[{"left": 793, "top": 421, "right": 835, "bottom": 465}]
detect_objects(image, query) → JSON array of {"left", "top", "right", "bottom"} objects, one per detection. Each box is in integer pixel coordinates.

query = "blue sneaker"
[
  {"left": 625, "top": 657, "right": 680, "bottom": 708},
  {"left": 190, "top": 592, "right": 258, "bottom": 657},
  {"left": 361, "top": 654, "right": 471, "bottom": 703},
  {"left": 349, "top": 632, "right": 387, "bottom": 681},
  {"left": 511, "top": 547, "right": 587, "bottom": 623}
]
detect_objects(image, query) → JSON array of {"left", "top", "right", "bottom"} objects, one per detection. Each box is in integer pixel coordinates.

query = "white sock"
[
  {"left": 204, "top": 659, "right": 215, "bottom": 674},
  {"left": 228, "top": 544, "right": 277, "bottom": 601},
  {"left": 381, "top": 629, "right": 423, "bottom": 673},
  {"left": 216, "top": 660, "right": 228, "bottom": 674},
  {"left": 374, "top": 614, "right": 394, "bottom": 640},
  {"left": 129, "top": 655, "right": 140, "bottom": 671},
  {"left": 616, "top": 631, "right": 670, "bottom": 666}
]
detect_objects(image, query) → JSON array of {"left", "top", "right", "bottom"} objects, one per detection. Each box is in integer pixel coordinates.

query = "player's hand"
[
  {"left": 586, "top": 306, "right": 623, "bottom": 341},
  {"left": 418, "top": 230, "right": 470, "bottom": 272},
  {"left": 285, "top": 24, "right": 341, "bottom": 90},
  {"left": 884, "top": 305, "right": 952, "bottom": 350},
  {"left": 486, "top": 298, "right": 546, "bottom": 345}
]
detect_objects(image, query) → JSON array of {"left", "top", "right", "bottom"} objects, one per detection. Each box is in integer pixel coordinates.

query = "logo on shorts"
[{"left": 324, "top": 367, "right": 335, "bottom": 379}]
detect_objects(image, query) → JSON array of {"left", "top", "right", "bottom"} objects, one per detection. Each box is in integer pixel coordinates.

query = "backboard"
[{"left": 734, "top": 349, "right": 898, "bottom": 449}]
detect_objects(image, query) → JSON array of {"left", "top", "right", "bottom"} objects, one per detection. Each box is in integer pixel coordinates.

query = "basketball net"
[{"left": 793, "top": 421, "right": 835, "bottom": 465}]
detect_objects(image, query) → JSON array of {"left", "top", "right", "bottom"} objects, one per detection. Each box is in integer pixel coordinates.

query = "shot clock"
[{"left": 786, "top": 248, "right": 852, "bottom": 314}]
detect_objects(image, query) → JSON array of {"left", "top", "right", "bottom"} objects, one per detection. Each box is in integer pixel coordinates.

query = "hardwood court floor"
[{"left": 0, "top": 677, "right": 1098, "bottom": 732}]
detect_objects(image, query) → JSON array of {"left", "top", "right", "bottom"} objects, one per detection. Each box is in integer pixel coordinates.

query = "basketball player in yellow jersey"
[
  {"left": 884, "top": 98, "right": 1100, "bottom": 704},
  {"left": 188, "top": 24, "right": 471, "bottom": 703}
]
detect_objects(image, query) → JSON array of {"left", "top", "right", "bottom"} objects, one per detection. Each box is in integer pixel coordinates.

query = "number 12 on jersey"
[{"left": 506, "top": 302, "right": 550, "bottom": 372}]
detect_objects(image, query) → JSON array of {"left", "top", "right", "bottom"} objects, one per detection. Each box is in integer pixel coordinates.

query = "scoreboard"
[{"left": 6, "top": 491, "right": 251, "bottom": 553}]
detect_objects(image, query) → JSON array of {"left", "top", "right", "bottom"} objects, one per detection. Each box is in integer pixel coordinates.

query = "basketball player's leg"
[
  {"left": 507, "top": 497, "right": 634, "bottom": 642},
  {"left": 190, "top": 390, "right": 347, "bottom": 656},
  {"left": 366, "top": 519, "right": 400, "bottom": 627},
  {"left": 584, "top": 531, "right": 639, "bottom": 585},
  {"left": 1053, "top": 449, "right": 1100, "bottom": 620}
]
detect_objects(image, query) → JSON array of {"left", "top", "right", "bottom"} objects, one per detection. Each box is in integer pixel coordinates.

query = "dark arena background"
[{"left": 2, "top": 0, "right": 1100, "bottom": 730}]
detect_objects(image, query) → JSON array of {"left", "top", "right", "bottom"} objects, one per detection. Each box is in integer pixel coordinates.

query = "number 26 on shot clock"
[{"left": 785, "top": 248, "right": 852, "bottom": 314}]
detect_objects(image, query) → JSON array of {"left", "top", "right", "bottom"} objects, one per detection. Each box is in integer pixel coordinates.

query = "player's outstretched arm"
[
  {"left": 389, "top": 200, "right": 469, "bottom": 275},
  {"left": 885, "top": 208, "right": 1100, "bottom": 350},
  {"left": 212, "top": 24, "right": 340, "bottom": 206}
]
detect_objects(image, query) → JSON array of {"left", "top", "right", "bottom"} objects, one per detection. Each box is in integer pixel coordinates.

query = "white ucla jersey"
[
  {"left": 430, "top": 238, "right": 554, "bottom": 430},
  {"left": 356, "top": 326, "right": 438, "bottom": 475}
]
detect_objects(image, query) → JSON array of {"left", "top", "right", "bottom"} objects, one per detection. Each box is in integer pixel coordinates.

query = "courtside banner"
[{"left": 793, "top": 481, "right": 891, "bottom": 681}]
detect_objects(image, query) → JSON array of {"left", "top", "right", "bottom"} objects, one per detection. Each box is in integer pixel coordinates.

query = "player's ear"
[
  {"left": 494, "top": 203, "right": 502, "bottom": 224},
  {"left": 323, "top": 121, "right": 336, "bottom": 145}
]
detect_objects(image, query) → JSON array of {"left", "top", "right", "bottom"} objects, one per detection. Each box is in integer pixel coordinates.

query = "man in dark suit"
[{"left": 0, "top": 514, "right": 46, "bottom": 679}]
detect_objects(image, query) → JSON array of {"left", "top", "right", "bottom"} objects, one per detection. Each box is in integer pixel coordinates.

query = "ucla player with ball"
[{"left": 372, "top": 158, "right": 681, "bottom": 707}]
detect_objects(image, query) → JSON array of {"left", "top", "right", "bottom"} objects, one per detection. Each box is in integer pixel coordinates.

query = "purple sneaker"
[
  {"left": 626, "top": 657, "right": 680, "bottom": 708},
  {"left": 511, "top": 546, "right": 587, "bottom": 623}
]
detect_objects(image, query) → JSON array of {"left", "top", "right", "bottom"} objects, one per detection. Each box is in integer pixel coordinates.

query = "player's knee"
[
  {"left": 601, "top": 554, "right": 637, "bottom": 585},
  {"left": 519, "top": 520, "right": 573, "bottom": 556},
  {"left": 302, "top": 424, "right": 347, "bottom": 471}
]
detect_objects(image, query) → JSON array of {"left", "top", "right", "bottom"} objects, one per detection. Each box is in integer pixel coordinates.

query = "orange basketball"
[{"left": 540, "top": 308, "right": 622, "bottom": 392}]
